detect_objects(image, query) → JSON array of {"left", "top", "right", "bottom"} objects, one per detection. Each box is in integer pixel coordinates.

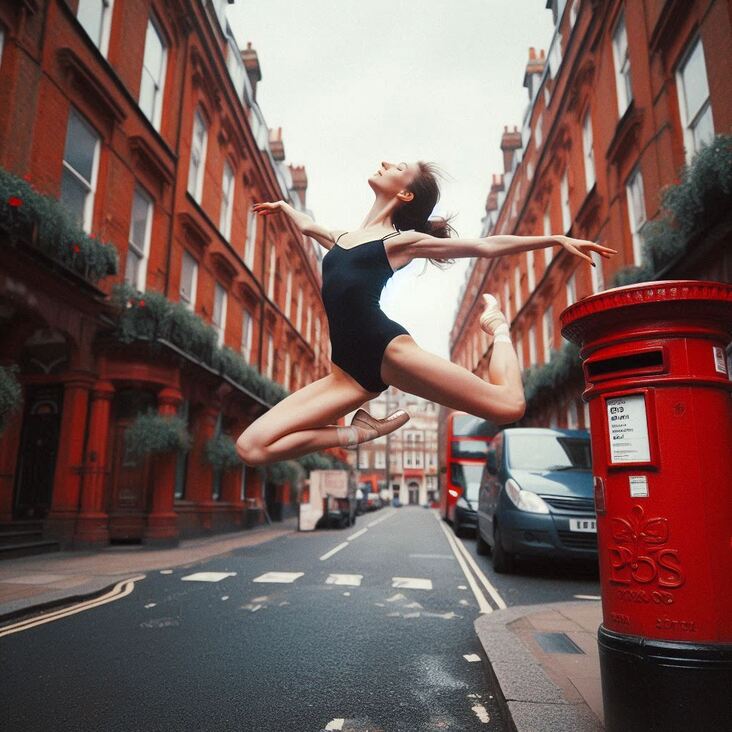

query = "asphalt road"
[{"left": 1, "top": 505, "right": 600, "bottom": 732}]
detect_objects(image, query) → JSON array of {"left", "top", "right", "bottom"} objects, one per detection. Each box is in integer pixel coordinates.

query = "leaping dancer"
[{"left": 235, "top": 160, "right": 617, "bottom": 465}]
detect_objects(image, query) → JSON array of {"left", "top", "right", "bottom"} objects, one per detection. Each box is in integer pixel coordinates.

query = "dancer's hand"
[
  {"left": 553, "top": 235, "right": 618, "bottom": 267},
  {"left": 252, "top": 201, "right": 283, "bottom": 216}
]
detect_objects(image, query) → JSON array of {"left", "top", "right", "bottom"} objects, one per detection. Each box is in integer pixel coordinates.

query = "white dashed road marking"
[
  {"left": 252, "top": 572, "right": 304, "bottom": 583},
  {"left": 326, "top": 574, "right": 363, "bottom": 586},
  {"left": 320, "top": 542, "right": 349, "bottom": 561},
  {"left": 574, "top": 594, "right": 601, "bottom": 600},
  {"left": 346, "top": 528, "right": 367, "bottom": 541},
  {"left": 324, "top": 720, "right": 344, "bottom": 730},
  {"left": 391, "top": 577, "right": 433, "bottom": 590},
  {"left": 463, "top": 654, "right": 481, "bottom": 662},
  {"left": 472, "top": 703, "right": 491, "bottom": 723},
  {"left": 181, "top": 572, "right": 237, "bottom": 583}
]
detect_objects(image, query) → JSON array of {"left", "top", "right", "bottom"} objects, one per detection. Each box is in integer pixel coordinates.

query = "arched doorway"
[{"left": 407, "top": 480, "right": 419, "bottom": 505}]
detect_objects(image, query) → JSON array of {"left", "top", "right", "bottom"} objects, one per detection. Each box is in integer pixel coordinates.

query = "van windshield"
[
  {"left": 450, "top": 463, "right": 483, "bottom": 500},
  {"left": 508, "top": 434, "right": 591, "bottom": 470}
]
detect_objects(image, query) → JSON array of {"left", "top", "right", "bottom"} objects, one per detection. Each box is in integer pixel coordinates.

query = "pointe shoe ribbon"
[
  {"left": 479, "top": 293, "right": 509, "bottom": 336},
  {"left": 344, "top": 407, "right": 410, "bottom": 449}
]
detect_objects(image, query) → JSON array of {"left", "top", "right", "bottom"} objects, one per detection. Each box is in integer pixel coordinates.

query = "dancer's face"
[{"left": 368, "top": 160, "right": 419, "bottom": 203}]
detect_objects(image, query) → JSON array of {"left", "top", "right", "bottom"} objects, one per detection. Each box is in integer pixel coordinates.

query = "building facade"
[
  {"left": 450, "top": 0, "right": 732, "bottom": 429},
  {"left": 0, "top": 0, "right": 341, "bottom": 550},
  {"left": 348, "top": 388, "right": 439, "bottom": 506}
]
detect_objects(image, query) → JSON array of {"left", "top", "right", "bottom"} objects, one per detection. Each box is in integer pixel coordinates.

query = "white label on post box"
[
  {"left": 629, "top": 475, "right": 649, "bottom": 497},
  {"left": 606, "top": 394, "right": 651, "bottom": 463},
  {"left": 712, "top": 345, "right": 728, "bottom": 375}
]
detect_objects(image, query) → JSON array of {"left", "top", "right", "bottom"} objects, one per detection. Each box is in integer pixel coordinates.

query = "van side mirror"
[{"left": 486, "top": 452, "right": 498, "bottom": 475}]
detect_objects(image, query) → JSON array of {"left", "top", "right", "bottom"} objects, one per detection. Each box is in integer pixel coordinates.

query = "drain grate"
[{"left": 534, "top": 631, "right": 585, "bottom": 654}]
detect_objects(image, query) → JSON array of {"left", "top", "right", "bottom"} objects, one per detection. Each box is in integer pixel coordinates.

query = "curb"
[{"left": 474, "top": 602, "right": 604, "bottom": 732}]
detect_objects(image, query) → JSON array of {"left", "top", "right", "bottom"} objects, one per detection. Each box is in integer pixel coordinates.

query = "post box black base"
[{"left": 598, "top": 625, "right": 732, "bottom": 731}]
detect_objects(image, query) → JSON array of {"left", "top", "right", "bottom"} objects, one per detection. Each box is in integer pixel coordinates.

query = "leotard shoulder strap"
[
  {"left": 335, "top": 231, "right": 348, "bottom": 243},
  {"left": 382, "top": 228, "right": 401, "bottom": 241}
]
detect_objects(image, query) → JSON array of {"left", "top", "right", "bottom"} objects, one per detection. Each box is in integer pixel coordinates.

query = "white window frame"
[
  {"left": 612, "top": 10, "right": 633, "bottom": 117},
  {"left": 514, "top": 265, "right": 522, "bottom": 311},
  {"left": 358, "top": 450, "right": 369, "bottom": 469},
  {"left": 266, "top": 332, "right": 274, "bottom": 379},
  {"left": 241, "top": 308, "right": 253, "bottom": 363},
  {"left": 76, "top": 0, "right": 114, "bottom": 57},
  {"left": 626, "top": 167, "right": 647, "bottom": 266},
  {"left": 566, "top": 272, "right": 577, "bottom": 307},
  {"left": 187, "top": 109, "right": 208, "bottom": 203},
  {"left": 543, "top": 205, "right": 553, "bottom": 267},
  {"left": 139, "top": 15, "right": 167, "bottom": 130},
  {"left": 219, "top": 160, "right": 235, "bottom": 240},
  {"left": 590, "top": 250, "right": 605, "bottom": 293},
  {"left": 526, "top": 249, "right": 535, "bottom": 291},
  {"left": 180, "top": 250, "right": 198, "bottom": 311},
  {"left": 245, "top": 204, "right": 257, "bottom": 269},
  {"left": 296, "top": 287, "right": 303, "bottom": 331},
  {"left": 569, "top": 0, "right": 580, "bottom": 27},
  {"left": 675, "top": 35, "right": 715, "bottom": 165},
  {"left": 285, "top": 268, "right": 292, "bottom": 319},
  {"left": 61, "top": 108, "right": 100, "bottom": 234},
  {"left": 283, "top": 351, "right": 291, "bottom": 390},
  {"left": 528, "top": 325, "right": 537, "bottom": 365},
  {"left": 213, "top": 283, "right": 227, "bottom": 347},
  {"left": 125, "top": 186, "right": 153, "bottom": 292},
  {"left": 267, "top": 244, "right": 276, "bottom": 300},
  {"left": 542, "top": 306, "right": 553, "bottom": 364},
  {"left": 375, "top": 450, "right": 385, "bottom": 469},
  {"left": 536, "top": 112, "right": 543, "bottom": 148},
  {"left": 582, "top": 108, "right": 596, "bottom": 191},
  {"left": 306, "top": 305, "right": 312, "bottom": 342},
  {"left": 503, "top": 279, "right": 511, "bottom": 323},
  {"left": 560, "top": 169, "right": 571, "bottom": 233},
  {"left": 226, "top": 36, "right": 246, "bottom": 99}
]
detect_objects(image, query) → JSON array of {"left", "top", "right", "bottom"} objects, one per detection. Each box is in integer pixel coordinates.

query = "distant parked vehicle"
[{"left": 476, "top": 428, "right": 597, "bottom": 573}]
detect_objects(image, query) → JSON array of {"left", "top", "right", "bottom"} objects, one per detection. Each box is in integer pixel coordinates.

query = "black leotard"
[{"left": 321, "top": 228, "right": 410, "bottom": 393}]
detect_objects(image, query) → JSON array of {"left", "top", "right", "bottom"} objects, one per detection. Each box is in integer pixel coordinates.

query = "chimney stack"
[
  {"left": 523, "top": 47, "right": 546, "bottom": 98},
  {"left": 241, "top": 41, "right": 262, "bottom": 100},
  {"left": 500, "top": 125, "right": 522, "bottom": 173},
  {"left": 289, "top": 164, "right": 308, "bottom": 207},
  {"left": 269, "top": 127, "right": 285, "bottom": 161}
]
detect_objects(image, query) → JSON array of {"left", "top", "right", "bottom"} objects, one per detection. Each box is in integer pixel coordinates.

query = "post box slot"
[{"left": 586, "top": 349, "right": 664, "bottom": 380}]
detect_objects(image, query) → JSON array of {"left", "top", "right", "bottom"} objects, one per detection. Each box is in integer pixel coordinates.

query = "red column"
[
  {"left": 144, "top": 386, "right": 182, "bottom": 545},
  {"left": 0, "top": 411, "right": 23, "bottom": 522},
  {"left": 186, "top": 405, "right": 219, "bottom": 531},
  {"left": 46, "top": 372, "right": 94, "bottom": 542},
  {"left": 73, "top": 380, "right": 114, "bottom": 548}
]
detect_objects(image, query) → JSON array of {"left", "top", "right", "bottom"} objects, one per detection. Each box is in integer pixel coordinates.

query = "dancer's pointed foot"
[
  {"left": 479, "top": 293, "right": 510, "bottom": 337},
  {"left": 341, "top": 408, "right": 410, "bottom": 449}
]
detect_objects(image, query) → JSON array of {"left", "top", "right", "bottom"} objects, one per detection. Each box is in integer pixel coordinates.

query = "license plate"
[{"left": 569, "top": 518, "right": 596, "bottom": 532}]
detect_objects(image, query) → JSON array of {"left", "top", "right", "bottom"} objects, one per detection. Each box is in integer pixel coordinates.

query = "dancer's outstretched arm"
[
  {"left": 252, "top": 200, "right": 343, "bottom": 250},
  {"left": 406, "top": 231, "right": 618, "bottom": 268}
]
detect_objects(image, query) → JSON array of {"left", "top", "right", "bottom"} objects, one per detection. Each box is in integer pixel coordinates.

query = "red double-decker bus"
[{"left": 438, "top": 409, "right": 499, "bottom": 524}]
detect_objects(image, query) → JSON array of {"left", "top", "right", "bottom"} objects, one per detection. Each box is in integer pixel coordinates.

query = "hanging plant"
[
  {"left": 297, "top": 452, "right": 333, "bottom": 473},
  {"left": 258, "top": 459, "right": 306, "bottom": 486},
  {"left": 124, "top": 411, "right": 192, "bottom": 457},
  {"left": 522, "top": 340, "right": 582, "bottom": 415},
  {"left": 204, "top": 433, "right": 241, "bottom": 471},
  {"left": 0, "top": 166, "right": 118, "bottom": 283},
  {"left": 0, "top": 364, "right": 22, "bottom": 434}
]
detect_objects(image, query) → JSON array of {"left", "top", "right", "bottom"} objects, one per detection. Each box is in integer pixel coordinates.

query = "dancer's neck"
[{"left": 359, "top": 194, "right": 398, "bottom": 230}]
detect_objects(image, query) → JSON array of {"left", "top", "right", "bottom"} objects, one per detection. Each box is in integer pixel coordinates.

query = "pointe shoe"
[
  {"left": 344, "top": 407, "right": 410, "bottom": 449},
  {"left": 479, "top": 293, "right": 509, "bottom": 336}
]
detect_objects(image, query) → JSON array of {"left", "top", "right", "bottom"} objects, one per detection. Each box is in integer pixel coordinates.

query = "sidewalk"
[
  {"left": 475, "top": 600, "right": 605, "bottom": 732},
  {"left": 0, "top": 515, "right": 299, "bottom": 623}
]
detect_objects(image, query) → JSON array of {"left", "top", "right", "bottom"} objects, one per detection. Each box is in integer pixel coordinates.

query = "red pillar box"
[{"left": 560, "top": 280, "right": 732, "bottom": 731}]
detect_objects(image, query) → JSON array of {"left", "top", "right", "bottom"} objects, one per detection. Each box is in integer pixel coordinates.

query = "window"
[
  {"left": 219, "top": 161, "right": 235, "bottom": 240},
  {"left": 187, "top": 109, "right": 207, "bottom": 203},
  {"left": 612, "top": 10, "right": 633, "bottom": 117},
  {"left": 306, "top": 305, "right": 312, "bottom": 342},
  {"left": 285, "top": 269, "right": 292, "bottom": 319},
  {"left": 560, "top": 169, "right": 571, "bottom": 233},
  {"left": 536, "top": 112, "right": 543, "bottom": 148},
  {"left": 241, "top": 309, "right": 253, "bottom": 362},
  {"left": 125, "top": 187, "right": 153, "bottom": 291},
  {"left": 266, "top": 333, "right": 274, "bottom": 379},
  {"left": 139, "top": 16, "right": 166, "bottom": 130},
  {"left": 283, "top": 351, "right": 291, "bottom": 390},
  {"left": 527, "top": 161, "right": 534, "bottom": 181},
  {"left": 213, "top": 283, "right": 227, "bottom": 347},
  {"left": 676, "top": 36, "right": 714, "bottom": 164},
  {"left": 542, "top": 306, "right": 553, "bottom": 364},
  {"left": 566, "top": 272, "right": 577, "bottom": 307},
  {"left": 590, "top": 250, "right": 605, "bottom": 293},
  {"left": 245, "top": 204, "right": 257, "bottom": 269},
  {"left": 626, "top": 167, "right": 647, "bottom": 266},
  {"left": 296, "top": 287, "right": 303, "bottom": 331},
  {"left": 60, "top": 109, "right": 100, "bottom": 233},
  {"left": 582, "top": 109, "right": 595, "bottom": 191},
  {"left": 514, "top": 266, "right": 522, "bottom": 311},
  {"left": 76, "top": 0, "right": 114, "bottom": 57},
  {"left": 267, "top": 245, "right": 276, "bottom": 300},
  {"left": 180, "top": 250, "right": 198, "bottom": 310},
  {"left": 226, "top": 36, "right": 246, "bottom": 99},
  {"left": 358, "top": 450, "right": 369, "bottom": 469},
  {"left": 528, "top": 325, "right": 537, "bottom": 365},
  {"left": 516, "top": 336, "right": 524, "bottom": 371},
  {"left": 569, "top": 0, "right": 580, "bottom": 27},
  {"left": 211, "top": 0, "right": 228, "bottom": 29},
  {"left": 503, "top": 279, "right": 511, "bottom": 322},
  {"left": 375, "top": 450, "right": 385, "bottom": 468},
  {"left": 527, "top": 249, "right": 535, "bottom": 291},
  {"left": 314, "top": 318, "right": 320, "bottom": 360},
  {"left": 543, "top": 205, "right": 553, "bottom": 267},
  {"left": 567, "top": 399, "right": 578, "bottom": 428}
]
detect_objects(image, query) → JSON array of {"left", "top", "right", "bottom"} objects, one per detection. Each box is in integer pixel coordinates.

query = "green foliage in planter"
[
  {"left": 612, "top": 133, "right": 732, "bottom": 287},
  {"left": 0, "top": 364, "right": 22, "bottom": 434},
  {"left": 204, "top": 433, "right": 241, "bottom": 472},
  {"left": 124, "top": 410, "right": 192, "bottom": 457},
  {"left": 111, "top": 283, "right": 290, "bottom": 406},
  {"left": 522, "top": 340, "right": 582, "bottom": 414},
  {"left": 297, "top": 452, "right": 334, "bottom": 473},
  {"left": 256, "top": 459, "right": 306, "bottom": 486},
  {"left": 0, "top": 166, "right": 118, "bottom": 283}
]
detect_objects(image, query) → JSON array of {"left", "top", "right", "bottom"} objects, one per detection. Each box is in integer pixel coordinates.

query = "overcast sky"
[{"left": 226, "top": 1, "right": 556, "bottom": 359}]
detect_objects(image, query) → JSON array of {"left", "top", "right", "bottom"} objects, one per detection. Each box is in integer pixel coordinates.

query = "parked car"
[
  {"left": 355, "top": 488, "right": 368, "bottom": 515},
  {"left": 451, "top": 461, "right": 484, "bottom": 537},
  {"left": 476, "top": 427, "right": 597, "bottom": 573}
]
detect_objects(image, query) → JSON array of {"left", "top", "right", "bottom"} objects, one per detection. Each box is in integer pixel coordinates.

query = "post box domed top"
[{"left": 559, "top": 279, "right": 732, "bottom": 347}]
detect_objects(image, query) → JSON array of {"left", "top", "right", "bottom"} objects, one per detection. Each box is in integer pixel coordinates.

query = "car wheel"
[
  {"left": 476, "top": 528, "right": 491, "bottom": 556},
  {"left": 491, "top": 523, "right": 515, "bottom": 574},
  {"left": 453, "top": 516, "right": 462, "bottom": 537}
]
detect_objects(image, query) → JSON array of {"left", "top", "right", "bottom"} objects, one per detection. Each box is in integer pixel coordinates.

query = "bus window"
[
  {"left": 453, "top": 414, "right": 499, "bottom": 438},
  {"left": 451, "top": 439, "right": 489, "bottom": 459}
]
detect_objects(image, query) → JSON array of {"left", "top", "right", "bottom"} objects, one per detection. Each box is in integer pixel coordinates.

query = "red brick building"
[
  {"left": 0, "top": 0, "right": 340, "bottom": 550},
  {"left": 450, "top": 0, "right": 731, "bottom": 429}
]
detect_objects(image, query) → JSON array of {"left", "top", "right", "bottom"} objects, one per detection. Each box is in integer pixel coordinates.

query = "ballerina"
[{"left": 235, "top": 160, "right": 617, "bottom": 465}]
